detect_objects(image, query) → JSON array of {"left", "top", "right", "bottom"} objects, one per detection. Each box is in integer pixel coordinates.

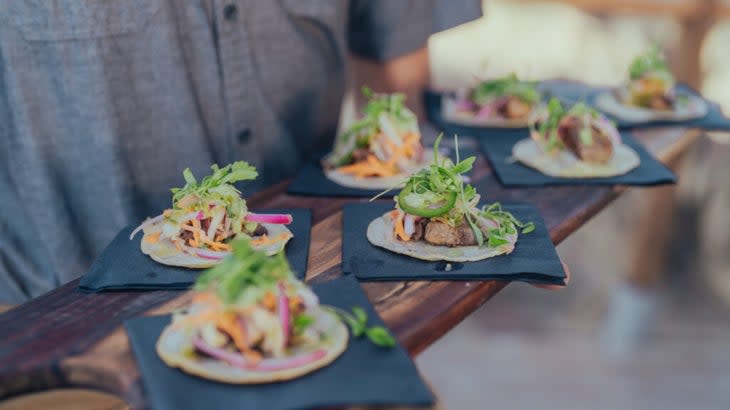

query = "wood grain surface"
[{"left": 0, "top": 128, "right": 700, "bottom": 409}]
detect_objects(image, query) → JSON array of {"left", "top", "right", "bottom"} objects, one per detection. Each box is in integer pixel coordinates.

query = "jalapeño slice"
[{"left": 397, "top": 182, "right": 457, "bottom": 218}]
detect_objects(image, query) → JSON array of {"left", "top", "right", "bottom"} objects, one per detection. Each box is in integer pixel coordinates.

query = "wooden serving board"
[{"left": 0, "top": 128, "right": 699, "bottom": 409}]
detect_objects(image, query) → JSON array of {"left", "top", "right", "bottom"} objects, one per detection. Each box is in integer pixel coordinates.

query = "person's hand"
[{"left": 531, "top": 259, "right": 571, "bottom": 291}]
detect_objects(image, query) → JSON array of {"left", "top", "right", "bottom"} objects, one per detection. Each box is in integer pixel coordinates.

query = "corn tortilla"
[
  {"left": 140, "top": 222, "right": 293, "bottom": 269},
  {"left": 512, "top": 138, "right": 640, "bottom": 178},
  {"left": 366, "top": 212, "right": 516, "bottom": 262},
  {"left": 156, "top": 310, "right": 348, "bottom": 384}
]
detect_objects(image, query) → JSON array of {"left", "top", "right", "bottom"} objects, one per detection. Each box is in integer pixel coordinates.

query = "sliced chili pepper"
[{"left": 397, "top": 183, "right": 457, "bottom": 218}]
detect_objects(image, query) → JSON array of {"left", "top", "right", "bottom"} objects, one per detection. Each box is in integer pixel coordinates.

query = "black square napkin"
[
  {"left": 78, "top": 208, "right": 311, "bottom": 292},
  {"left": 539, "top": 80, "right": 730, "bottom": 130},
  {"left": 342, "top": 203, "right": 566, "bottom": 285},
  {"left": 125, "top": 276, "right": 434, "bottom": 410},
  {"left": 478, "top": 129, "right": 676, "bottom": 187},
  {"left": 287, "top": 162, "right": 396, "bottom": 198}
]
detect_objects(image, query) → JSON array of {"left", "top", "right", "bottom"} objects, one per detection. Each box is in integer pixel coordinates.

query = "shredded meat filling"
[
  {"left": 252, "top": 224, "right": 268, "bottom": 237},
  {"left": 423, "top": 221, "right": 477, "bottom": 247},
  {"left": 557, "top": 116, "right": 614, "bottom": 164}
]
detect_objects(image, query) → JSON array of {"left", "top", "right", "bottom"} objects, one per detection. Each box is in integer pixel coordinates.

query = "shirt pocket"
[{"left": 4, "top": 0, "right": 162, "bottom": 41}]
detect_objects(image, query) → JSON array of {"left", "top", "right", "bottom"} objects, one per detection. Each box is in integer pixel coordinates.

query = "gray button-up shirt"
[{"left": 0, "top": 0, "right": 480, "bottom": 302}]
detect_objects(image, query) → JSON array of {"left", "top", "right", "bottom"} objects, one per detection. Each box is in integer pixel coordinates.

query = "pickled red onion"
[
  {"left": 244, "top": 213, "right": 293, "bottom": 224},
  {"left": 129, "top": 214, "right": 164, "bottom": 240},
  {"left": 180, "top": 244, "right": 230, "bottom": 260},
  {"left": 278, "top": 282, "right": 290, "bottom": 346},
  {"left": 455, "top": 99, "right": 477, "bottom": 112},
  {"left": 403, "top": 214, "right": 416, "bottom": 237},
  {"left": 192, "top": 336, "right": 327, "bottom": 371}
]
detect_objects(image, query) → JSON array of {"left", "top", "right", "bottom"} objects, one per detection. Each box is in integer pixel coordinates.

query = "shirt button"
[
  {"left": 237, "top": 128, "right": 251, "bottom": 143},
  {"left": 223, "top": 4, "right": 238, "bottom": 21}
]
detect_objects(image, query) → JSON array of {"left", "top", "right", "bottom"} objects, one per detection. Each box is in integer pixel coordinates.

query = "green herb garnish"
[
  {"left": 531, "top": 99, "right": 612, "bottom": 150},
  {"left": 326, "top": 87, "right": 417, "bottom": 167},
  {"left": 169, "top": 162, "right": 258, "bottom": 232},
  {"left": 194, "top": 239, "right": 292, "bottom": 304},
  {"left": 470, "top": 73, "right": 540, "bottom": 105},
  {"left": 375, "top": 134, "right": 533, "bottom": 248},
  {"left": 172, "top": 161, "right": 258, "bottom": 204},
  {"left": 533, "top": 98, "right": 566, "bottom": 152},
  {"left": 629, "top": 44, "right": 672, "bottom": 81},
  {"left": 480, "top": 203, "right": 535, "bottom": 249},
  {"left": 326, "top": 306, "right": 396, "bottom": 348},
  {"left": 393, "top": 134, "right": 476, "bottom": 223},
  {"left": 292, "top": 314, "right": 315, "bottom": 335}
]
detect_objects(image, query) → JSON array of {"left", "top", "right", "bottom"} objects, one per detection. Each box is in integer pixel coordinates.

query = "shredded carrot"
[
  {"left": 391, "top": 210, "right": 410, "bottom": 241},
  {"left": 192, "top": 291, "right": 222, "bottom": 307},
  {"left": 199, "top": 235, "right": 231, "bottom": 251},
  {"left": 215, "top": 312, "right": 262, "bottom": 363},
  {"left": 337, "top": 130, "right": 422, "bottom": 178},
  {"left": 261, "top": 291, "right": 276, "bottom": 311},
  {"left": 337, "top": 155, "right": 397, "bottom": 178},
  {"left": 143, "top": 231, "right": 161, "bottom": 244},
  {"left": 250, "top": 232, "right": 292, "bottom": 246},
  {"left": 216, "top": 313, "right": 248, "bottom": 352}
]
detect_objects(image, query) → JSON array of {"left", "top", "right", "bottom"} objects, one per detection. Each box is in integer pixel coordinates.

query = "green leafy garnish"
[
  {"left": 169, "top": 162, "right": 258, "bottom": 232},
  {"left": 480, "top": 203, "right": 535, "bottom": 249},
  {"left": 530, "top": 99, "right": 613, "bottom": 150},
  {"left": 171, "top": 161, "right": 258, "bottom": 204},
  {"left": 533, "top": 98, "right": 566, "bottom": 152},
  {"left": 327, "top": 306, "right": 396, "bottom": 348},
  {"left": 194, "top": 239, "right": 293, "bottom": 304},
  {"left": 470, "top": 73, "right": 540, "bottom": 105},
  {"left": 376, "top": 134, "right": 534, "bottom": 248},
  {"left": 293, "top": 314, "right": 315, "bottom": 335},
  {"left": 326, "top": 87, "right": 417, "bottom": 167},
  {"left": 629, "top": 44, "right": 672, "bottom": 81},
  {"left": 393, "top": 134, "right": 476, "bottom": 223}
]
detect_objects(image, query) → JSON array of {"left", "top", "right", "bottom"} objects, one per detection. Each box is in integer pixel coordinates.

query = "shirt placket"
[{"left": 215, "top": 0, "right": 254, "bottom": 163}]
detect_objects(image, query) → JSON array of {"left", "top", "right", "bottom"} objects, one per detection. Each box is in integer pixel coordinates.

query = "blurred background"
[{"left": 414, "top": 0, "right": 730, "bottom": 409}]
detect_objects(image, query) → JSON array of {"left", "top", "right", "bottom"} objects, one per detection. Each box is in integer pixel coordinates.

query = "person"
[{"left": 0, "top": 1, "right": 483, "bottom": 303}]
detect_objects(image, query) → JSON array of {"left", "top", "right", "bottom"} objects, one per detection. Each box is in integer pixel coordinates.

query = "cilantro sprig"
[
  {"left": 629, "top": 44, "right": 672, "bottom": 81},
  {"left": 531, "top": 99, "right": 610, "bottom": 150},
  {"left": 327, "top": 87, "right": 417, "bottom": 167},
  {"left": 532, "top": 98, "right": 565, "bottom": 152},
  {"left": 292, "top": 314, "right": 315, "bottom": 335},
  {"left": 374, "top": 134, "right": 535, "bottom": 247},
  {"left": 171, "top": 161, "right": 258, "bottom": 204},
  {"left": 480, "top": 202, "right": 535, "bottom": 248},
  {"left": 470, "top": 73, "right": 540, "bottom": 105},
  {"left": 194, "top": 239, "right": 292, "bottom": 304},
  {"left": 326, "top": 306, "right": 396, "bottom": 348},
  {"left": 169, "top": 162, "right": 258, "bottom": 227}
]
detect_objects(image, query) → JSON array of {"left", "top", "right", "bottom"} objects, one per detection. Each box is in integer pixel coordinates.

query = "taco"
[
  {"left": 322, "top": 87, "right": 429, "bottom": 190},
  {"left": 595, "top": 45, "right": 707, "bottom": 122},
  {"left": 130, "top": 161, "right": 293, "bottom": 268},
  {"left": 367, "top": 136, "right": 535, "bottom": 262},
  {"left": 442, "top": 73, "right": 541, "bottom": 127},
  {"left": 156, "top": 240, "right": 348, "bottom": 383},
  {"left": 157, "top": 240, "right": 395, "bottom": 383},
  {"left": 512, "top": 98, "right": 640, "bottom": 178}
]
